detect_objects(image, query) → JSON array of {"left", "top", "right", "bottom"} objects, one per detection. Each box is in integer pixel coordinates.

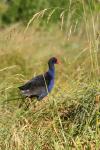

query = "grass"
[{"left": 0, "top": 13, "right": 100, "bottom": 149}]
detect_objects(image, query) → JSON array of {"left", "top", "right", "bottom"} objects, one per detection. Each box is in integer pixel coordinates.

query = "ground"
[{"left": 0, "top": 22, "right": 100, "bottom": 149}]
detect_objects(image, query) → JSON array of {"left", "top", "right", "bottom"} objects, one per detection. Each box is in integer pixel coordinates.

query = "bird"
[{"left": 18, "top": 57, "right": 59, "bottom": 101}]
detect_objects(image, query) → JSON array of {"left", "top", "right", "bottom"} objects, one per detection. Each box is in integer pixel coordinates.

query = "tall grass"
[{"left": 0, "top": 1, "right": 100, "bottom": 150}]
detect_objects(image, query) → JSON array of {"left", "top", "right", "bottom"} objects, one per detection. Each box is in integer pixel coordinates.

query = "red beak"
[{"left": 56, "top": 60, "right": 60, "bottom": 64}]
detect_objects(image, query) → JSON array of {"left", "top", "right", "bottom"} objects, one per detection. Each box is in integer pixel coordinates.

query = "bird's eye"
[{"left": 53, "top": 60, "right": 56, "bottom": 63}]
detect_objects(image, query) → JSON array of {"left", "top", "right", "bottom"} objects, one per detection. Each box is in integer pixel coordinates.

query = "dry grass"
[{"left": 0, "top": 14, "right": 100, "bottom": 150}]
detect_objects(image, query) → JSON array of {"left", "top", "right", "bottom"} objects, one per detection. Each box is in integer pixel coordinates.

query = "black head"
[{"left": 48, "top": 57, "right": 59, "bottom": 67}]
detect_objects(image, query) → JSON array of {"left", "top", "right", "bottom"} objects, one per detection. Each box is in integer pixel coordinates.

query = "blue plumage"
[
  {"left": 19, "top": 57, "right": 59, "bottom": 100},
  {"left": 47, "top": 64, "right": 55, "bottom": 92}
]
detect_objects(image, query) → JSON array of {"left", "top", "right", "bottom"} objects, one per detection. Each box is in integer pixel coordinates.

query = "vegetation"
[
  {"left": 0, "top": 0, "right": 100, "bottom": 149},
  {"left": 0, "top": 0, "right": 100, "bottom": 26}
]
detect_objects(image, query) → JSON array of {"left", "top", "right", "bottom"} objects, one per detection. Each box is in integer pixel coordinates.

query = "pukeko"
[{"left": 19, "top": 57, "right": 59, "bottom": 101}]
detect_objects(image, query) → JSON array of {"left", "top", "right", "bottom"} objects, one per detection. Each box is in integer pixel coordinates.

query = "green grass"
[{"left": 0, "top": 15, "right": 100, "bottom": 150}]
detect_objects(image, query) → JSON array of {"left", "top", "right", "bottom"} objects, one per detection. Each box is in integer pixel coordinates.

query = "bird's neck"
[{"left": 48, "top": 64, "right": 55, "bottom": 78}]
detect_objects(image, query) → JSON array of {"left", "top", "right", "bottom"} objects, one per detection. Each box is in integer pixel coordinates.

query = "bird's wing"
[
  {"left": 19, "top": 73, "right": 52, "bottom": 91},
  {"left": 18, "top": 74, "right": 48, "bottom": 98},
  {"left": 19, "top": 74, "right": 45, "bottom": 90}
]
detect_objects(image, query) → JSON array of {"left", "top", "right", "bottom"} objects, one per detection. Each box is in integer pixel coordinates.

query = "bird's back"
[{"left": 19, "top": 73, "right": 53, "bottom": 100}]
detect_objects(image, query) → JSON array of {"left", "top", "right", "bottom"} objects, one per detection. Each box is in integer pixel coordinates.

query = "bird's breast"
[{"left": 48, "top": 79, "right": 54, "bottom": 92}]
